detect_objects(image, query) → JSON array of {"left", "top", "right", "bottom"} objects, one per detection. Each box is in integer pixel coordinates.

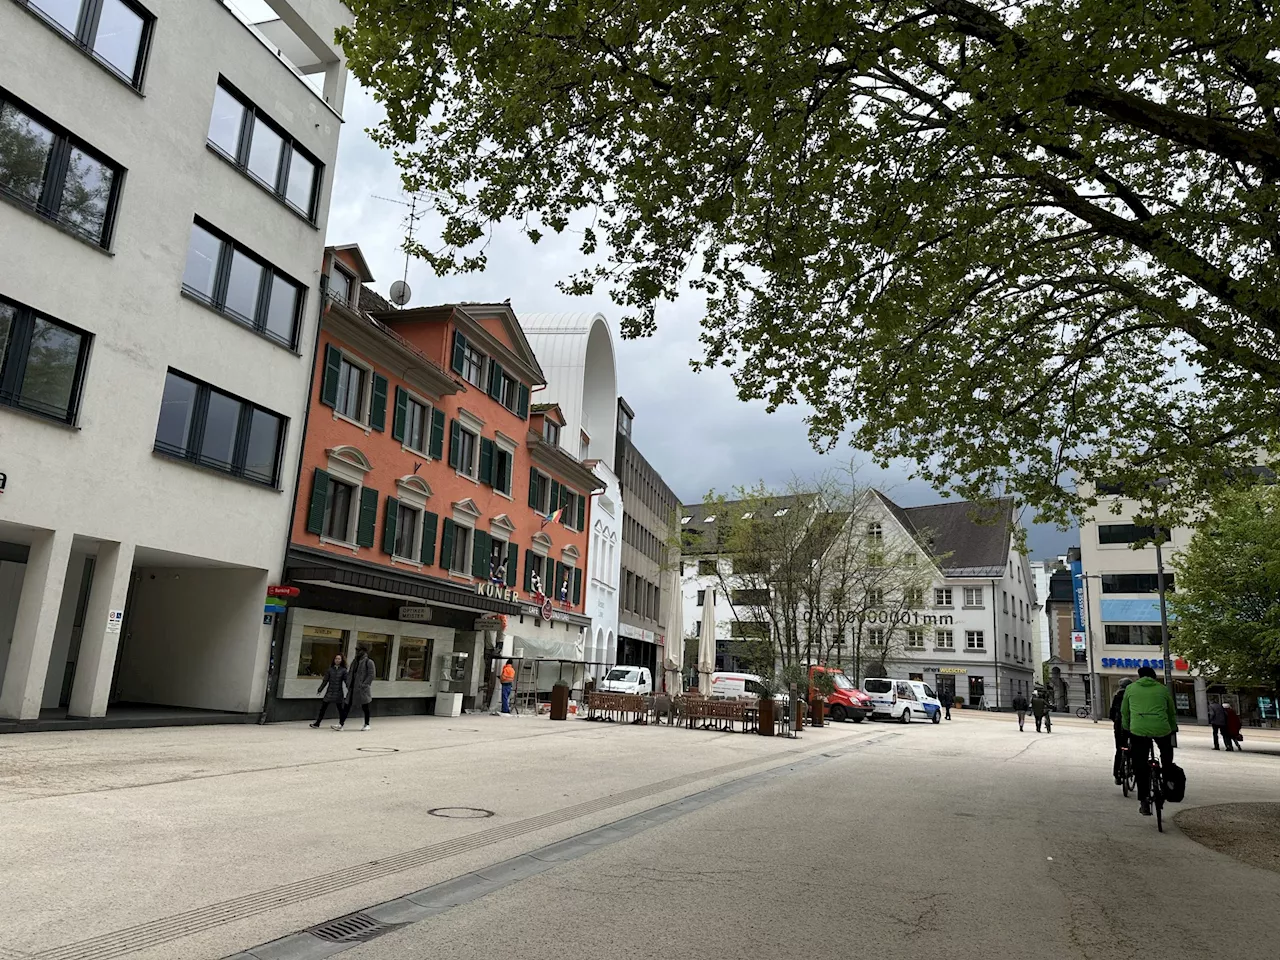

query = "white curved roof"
[{"left": 521, "top": 312, "right": 618, "bottom": 461}]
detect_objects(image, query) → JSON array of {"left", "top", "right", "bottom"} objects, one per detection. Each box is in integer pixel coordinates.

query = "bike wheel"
[
  {"left": 1156, "top": 792, "right": 1164, "bottom": 832},
  {"left": 1077, "top": 706, "right": 1088, "bottom": 719},
  {"left": 1122, "top": 766, "right": 1131, "bottom": 797}
]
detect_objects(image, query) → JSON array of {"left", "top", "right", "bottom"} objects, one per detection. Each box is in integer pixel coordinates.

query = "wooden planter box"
[
  {"left": 810, "top": 700, "right": 825, "bottom": 727},
  {"left": 758, "top": 699, "right": 775, "bottom": 736},
  {"left": 550, "top": 685, "right": 570, "bottom": 720}
]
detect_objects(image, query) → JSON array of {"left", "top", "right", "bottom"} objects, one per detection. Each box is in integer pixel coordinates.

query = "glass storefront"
[
  {"left": 396, "top": 637, "right": 433, "bottom": 682},
  {"left": 297, "top": 626, "right": 347, "bottom": 678},
  {"left": 359, "top": 631, "right": 392, "bottom": 680}
]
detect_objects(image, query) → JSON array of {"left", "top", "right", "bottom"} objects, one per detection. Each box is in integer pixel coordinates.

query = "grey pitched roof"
[
  {"left": 894, "top": 496, "right": 1016, "bottom": 578},
  {"left": 678, "top": 494, "right": 815, "bottom": 555}
]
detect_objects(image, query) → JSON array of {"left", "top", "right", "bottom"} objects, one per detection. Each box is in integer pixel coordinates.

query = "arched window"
[{"left": 867, "top": 522, "right": 883, "bottom": 543}]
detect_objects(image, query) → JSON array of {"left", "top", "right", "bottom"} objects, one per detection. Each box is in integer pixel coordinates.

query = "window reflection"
[{"left": 92, "top": 0, "right": 145, "bottom": 80}]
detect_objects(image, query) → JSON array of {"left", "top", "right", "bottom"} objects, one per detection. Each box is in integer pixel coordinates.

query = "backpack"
[{"left": 1162, "top": 762, "right": 1186, "bottom": 803}]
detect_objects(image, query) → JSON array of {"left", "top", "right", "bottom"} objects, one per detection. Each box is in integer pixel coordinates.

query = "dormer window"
[
  {"left": 330, "top": 267, "right": 354, "bottom": 306},
  {"left": 544, "top": 420, "right": 560, "bottom": 446},
  {"left": 867, "top": 522, "right": 883, "bottom": 542}
]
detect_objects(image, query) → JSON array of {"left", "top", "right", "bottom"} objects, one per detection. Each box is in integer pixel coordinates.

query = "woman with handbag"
[{"left": 1225, "top": 703, "right": 1244, "bottom": 751}]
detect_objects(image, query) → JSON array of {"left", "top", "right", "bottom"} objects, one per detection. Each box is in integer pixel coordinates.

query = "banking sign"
[{"left": 1069, "top": 557, "right": 1085, "bottom": 632}]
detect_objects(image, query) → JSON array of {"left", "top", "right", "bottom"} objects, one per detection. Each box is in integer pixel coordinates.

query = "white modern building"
[
  {"left": 1077, "top": 493, "right": 1204, "bottom": 722},
  {"left": 0, "top": 0, "right": 351, "bottom": 725},
  {"left": 521, "top": 313, "right": 621, "bottom": 675},
  {"left": 680, "top": 492, "right": 1039, "bottom": 707}
]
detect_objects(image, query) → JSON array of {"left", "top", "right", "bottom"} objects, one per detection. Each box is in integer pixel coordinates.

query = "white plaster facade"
[
  {"left": 521, "top": 312, "right": 621, "bottom": 676},
  {"left": 0, "top": 0, "right": 351, "bottom": 722}
]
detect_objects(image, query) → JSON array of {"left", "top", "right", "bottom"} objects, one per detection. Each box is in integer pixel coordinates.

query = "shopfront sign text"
[
  {"left": 475, "top": 582, "right": 519, "bottom": 603},
  {"left": 1100, "top": 656, "right": 1190, "bottom": 671},
  {"left": 399, "top": 606, "right": 433, "bottom": 622}
]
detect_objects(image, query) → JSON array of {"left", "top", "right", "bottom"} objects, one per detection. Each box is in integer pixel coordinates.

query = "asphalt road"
[{"left": 2, "top": 711, "right": 1277, "bottom": 960}]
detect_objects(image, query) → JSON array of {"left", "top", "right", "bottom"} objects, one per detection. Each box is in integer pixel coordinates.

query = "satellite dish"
[{"left": 389, "top": 279, "right": 412, "bottom": 306}]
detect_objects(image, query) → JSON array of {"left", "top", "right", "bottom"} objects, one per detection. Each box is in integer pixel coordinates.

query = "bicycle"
[
  {"left": 1119, "top": 745, "right": 1136, "bottom": 798},
  {"left": 1142, "top": 742, "right": 1166, "bottom": 833},
  {"left": 1076, "top": 704, "right": 1090, "bottom": 719}
]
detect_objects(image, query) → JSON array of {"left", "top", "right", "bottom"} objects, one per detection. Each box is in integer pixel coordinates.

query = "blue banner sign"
[{"left": 1069, "top": 558, "right": 1084, "bottom": 632}]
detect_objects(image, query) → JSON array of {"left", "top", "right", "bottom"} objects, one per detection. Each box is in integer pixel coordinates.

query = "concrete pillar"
[
  {"left": 68, "top": 541, "right": 135, "bottom": 718},
  {"left": 1193, "top": 675, "right": 1209, "bottom": 726},
  {"left": 0, "top": 529, "right": 73, "bottom": 720}
]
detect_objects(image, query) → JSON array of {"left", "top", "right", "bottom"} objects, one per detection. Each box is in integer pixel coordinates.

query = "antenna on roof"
[{"left": 371, "top": 191, "right": 427, "bottom": 307}]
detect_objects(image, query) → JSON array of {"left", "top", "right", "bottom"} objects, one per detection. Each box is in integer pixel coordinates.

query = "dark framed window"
[
  {"left": 154, "top": 369, "right": 286, "bottom": 486},
  {"left": 1104, "top": 624, "right": 1164, "bottom": 646},
  {"left": 329, "top": 267, "right": 354, "bottom": 306},
  {"left": 206, "top": 79, "right": 321, "bottom": 220},
  {"left": 1098, "top": 523, "right": 1169, "bottom": 545},
  {"left": 0, "top": 295, "right": 92, "bottom": 424},
  {"left": 1101, "top": 573, "right": 1176, "bottom": 594},
  {"left": 403, "top": 394, "right": 427, "bottom": 453},
  {"left": 19, "top": 0, "right": 153, "bottom": 88},
  {"left": 181, "top": 219, "right": 304, "bottom": 348},
  {"left": 544, "top": 420, "right": 560, "bottom": 446},
  {"left": 462, "top": 343, "right": 484, "bottom": 387},
  {"left": 456, "top": 427, "right": 477, "bottom": 477},
  {"left": 0, "top": 90, "right": 123, "bottom": 247},
  {"left": 393, "top": 501, "right": 419, "bottom": 558},
  {"left": 335, "top": 356, "right": 365, "bottom": 421},
  {"left": 323, "top": 477, "right": 354, "bottom": 540}
]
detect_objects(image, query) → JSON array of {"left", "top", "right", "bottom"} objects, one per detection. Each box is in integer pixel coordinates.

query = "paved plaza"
[{"left": 1, "top": 712, "right": 1277, "bottom": 960}]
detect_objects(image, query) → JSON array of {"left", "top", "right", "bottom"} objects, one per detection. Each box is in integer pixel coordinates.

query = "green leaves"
[
  {"left": 1169, "top": 487, "right": 1280, "bottom": 688},
  {"left": 342, "top": 0, "right": 1280, "bottom": 525}
]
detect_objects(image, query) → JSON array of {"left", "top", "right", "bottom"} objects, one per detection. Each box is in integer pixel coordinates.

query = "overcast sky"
[{"left": 320, "top": 79, "right": 1077, "bottom": 560}]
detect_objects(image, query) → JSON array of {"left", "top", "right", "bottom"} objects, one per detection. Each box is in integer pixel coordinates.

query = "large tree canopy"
[
  {"left": 1169, "top": 487, "right": 1280, "bottom": 690},
  {"left": 340, "top": 0, "right": 1280, "bottom": 526}
]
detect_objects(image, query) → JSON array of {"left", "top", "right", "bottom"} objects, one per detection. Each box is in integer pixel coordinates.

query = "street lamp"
[
  {"left": 1149, "top": 478, "right": 1175, "bottom": 688},
  {"left": 1075, "top": 572, "right": 1103, "bottom": 723}
]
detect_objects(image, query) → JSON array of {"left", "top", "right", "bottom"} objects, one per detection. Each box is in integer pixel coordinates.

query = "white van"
[
  {"left": 598, "top": 665, "right": 652, "bottom": 695},
  {"left": 708, "top": 672, "right": 789, "bottom": 702},
  {"left": 861, "top": 678, "right": 942, "bottom": 724}
]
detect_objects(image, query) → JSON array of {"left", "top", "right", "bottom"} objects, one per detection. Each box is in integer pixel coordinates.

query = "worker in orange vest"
[{"left": 500, "top": 660, "right": 516, "bottom": 714}]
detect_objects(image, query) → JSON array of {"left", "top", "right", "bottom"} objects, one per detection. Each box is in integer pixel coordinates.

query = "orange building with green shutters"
[{"left": 265, "top": 245, "right": 599, "bottom": 721}]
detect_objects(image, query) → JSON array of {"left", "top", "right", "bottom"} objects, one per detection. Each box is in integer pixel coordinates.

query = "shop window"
[
  {"left": 297, "top": 626, "right": 346, "bottom": 678},
  {"left": 396, "top": 637, "right": 432, "bottom": 681},
  {"left": 359, "top": 631, "right": 392, "bottom": 680}
]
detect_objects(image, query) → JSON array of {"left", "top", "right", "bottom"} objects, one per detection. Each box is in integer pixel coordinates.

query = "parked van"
[
  {"left": 808, "top": 665, "right": 874, "bottom": 723},
  {"left": 599, "top": 665, "right": 652, "bottom": 695},
  {"left": 708, "top": 672, "right": 767, "bottom": 699},
  {"left": 862, "top": 678, "right": 942, "bottom": 724}
]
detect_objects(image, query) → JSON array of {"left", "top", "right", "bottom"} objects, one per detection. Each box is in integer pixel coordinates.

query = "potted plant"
[
  {"left": 809, "top": 670, "right": 836, "bottom": 727},
  {"left": 754, "top": 672, "right": 781, "bottom": 736},
  {"left": 550, "top": 680, "right": 571, "bottom": 720}
]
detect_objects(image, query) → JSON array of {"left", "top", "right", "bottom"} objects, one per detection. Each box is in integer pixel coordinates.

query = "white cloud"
[{"left": 325, "top": 86, "right": 1076, "bottom": 558}]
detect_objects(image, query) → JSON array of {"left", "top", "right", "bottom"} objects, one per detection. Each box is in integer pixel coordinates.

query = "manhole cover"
[
  {"left": 428, "top": 807, "right": 495, "bottom": 819},
  {"left": 356, "top": 747, "right": 400, "bottom": 753},
  {"left": 310, "top": 912, "right": 399, "bottom": 943}
]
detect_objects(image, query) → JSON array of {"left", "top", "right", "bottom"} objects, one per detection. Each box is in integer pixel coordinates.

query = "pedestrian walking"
[
  {"left": 309, "top": 654, "right": 348, "bottom": 728},
  {"left": 1109, "top": 678, "right": 1133, "bottom": 782},
  {"left": 500, "top": 659, "right": 516, "bottom": 714},
  {"left": 941, "top": 689, "right": 954, "bottom": 720},
  {"left": 1031, "top": 691, "right": 1051, "bottom": 732},
  {"left": 339, "top": 645, "right": 375, "bottom": 731},
  {"left": 1208, "top": 700, "right": 1232, "bottom": 751},
  {"left": 1012, "top": 693, "right": 1029, "bottom": 731},
  {"left": 1225, "top": 703, "right": 1244, "bottom": 751},
  {"left": 1121, "top": 665, "right": 1178, "bottom": 816}
]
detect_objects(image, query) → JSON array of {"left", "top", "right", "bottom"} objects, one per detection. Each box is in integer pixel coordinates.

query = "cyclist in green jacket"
[{"left": 1121, "top": 666, "right": 1178, "bottom": 816}]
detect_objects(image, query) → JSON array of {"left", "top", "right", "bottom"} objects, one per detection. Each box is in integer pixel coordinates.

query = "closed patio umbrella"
[
  {"left": 663, "top": 564, "right": 684, "bottom": 694},
  {"left": 698, "top": 588, "right": 717, "bottom": 694}
]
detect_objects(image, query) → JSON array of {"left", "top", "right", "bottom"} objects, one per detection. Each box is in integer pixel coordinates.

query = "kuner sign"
[{"left": 475, "top": 582, "right": 520, "bottom": 603}]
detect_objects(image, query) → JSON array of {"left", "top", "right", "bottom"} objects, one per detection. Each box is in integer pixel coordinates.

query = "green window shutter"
[
  {"left": 420, "top": 511, "right": 438, "bottom": 564},
  {"left": 572, "top": 567, "right": 582, "bottom": 605},
  {"left": 506, "top": 543, "right": 519, "bottom": 586},
  {"left": 528, "top": 468, "right": 540, "bottom": 509},
  {"left": 487, "top": 362, "right": 503, "bottom": 400},
  {"left": 472, "top": 530, "right": 491, "bottom": 579},
  {"left": 429, "top": 408, "right": 445, "bottom": 459},
  {"left": 391, "top": 386, "right": 407, "bottom": 442},
  {"left": 440, "top": 518, "right": 456, "bottom": 569},
  {"left": 516, "top": 383, "right": 529, "bottom": 419},
  {"left": 576, "top": 493, "right": 585, "bottom": 531},
  {"left": 305, "top": 468, "right": 330, "bottom": 534},
  {"left": 524, "top": 551, "right": 534, "bottom": 592},
  {"left": 502, "top": 451, "right": 513, "bottom": 495},
  {"left": 478, "top": 437, "right": 495, "bottom": 486},
  {"left": 320, "top": 345, "right": 342, "bottom": 407},
  {"left": 370, "top": 374, "right": 388, "bottom": 432},
  {"left": 447, "top": 419, "right": 461, "bottom": 469},
  {"left": 451, "top": 331, "right": 467, "bottom": 374},
  {"left": 560, "top": 488, "right": 571, "bottom": 526},
  {"left": 549, "top": 480, "right": 561, "bottom": 516},
  {"left": 356, "top": 488, "right": 379, "bottom": 548},
  {"left": 382, "top": 496, "right": 399, "bottom": 554},
  {"left": 555, "top": 562, "right": 567, "bottom": 599}
]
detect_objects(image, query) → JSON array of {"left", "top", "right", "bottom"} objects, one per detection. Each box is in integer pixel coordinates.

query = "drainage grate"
[{"left": 309, "top": 912, "right": 396, "bottom": 944}]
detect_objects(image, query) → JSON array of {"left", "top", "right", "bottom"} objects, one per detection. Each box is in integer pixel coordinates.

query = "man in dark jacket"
[
  {"left": 344, "top": 645, "right": 376, "bottom": 732},
  {"left": 940, "top": 689, "right": 954, "bottom": 720},
  {"left": 1012, "top": 693, "right": 1029, "bottom": 731},
  {"left": 1208, "top": 700, "right": 1233, "bottom": 751},
  {"left": 1109, "top": 678, "right": 1133, "bottom": 782},
  {"left": 1030, "top": 691, "right": 1051, "bottom": 732}
]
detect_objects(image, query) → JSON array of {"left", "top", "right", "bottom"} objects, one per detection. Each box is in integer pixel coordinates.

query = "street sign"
[
  {"left": 1071, "top": 631, "right": 1086, "bottom": 651},
  {"left": 541, "top": 599, "right": 553, "bottom": 621},
  {"left": 264, "top": 603, "right": 286, "bottom": 614},
  {"left": 267, "top": 585, "right": 300, "bottom": 598},
  {"left": 399, "top": 606, "right": 432, "bottom": 622}
]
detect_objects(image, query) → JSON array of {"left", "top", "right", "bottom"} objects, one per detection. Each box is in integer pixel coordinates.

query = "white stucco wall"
[
  {"left": 586, "top": 461, "right": 622, "bottom": 671},
  {"left": 521, "top": 313, "right": 619, "bottom": 462},
  {"left": 0, "top": 0, "right": 351, "bottom": 716}
]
